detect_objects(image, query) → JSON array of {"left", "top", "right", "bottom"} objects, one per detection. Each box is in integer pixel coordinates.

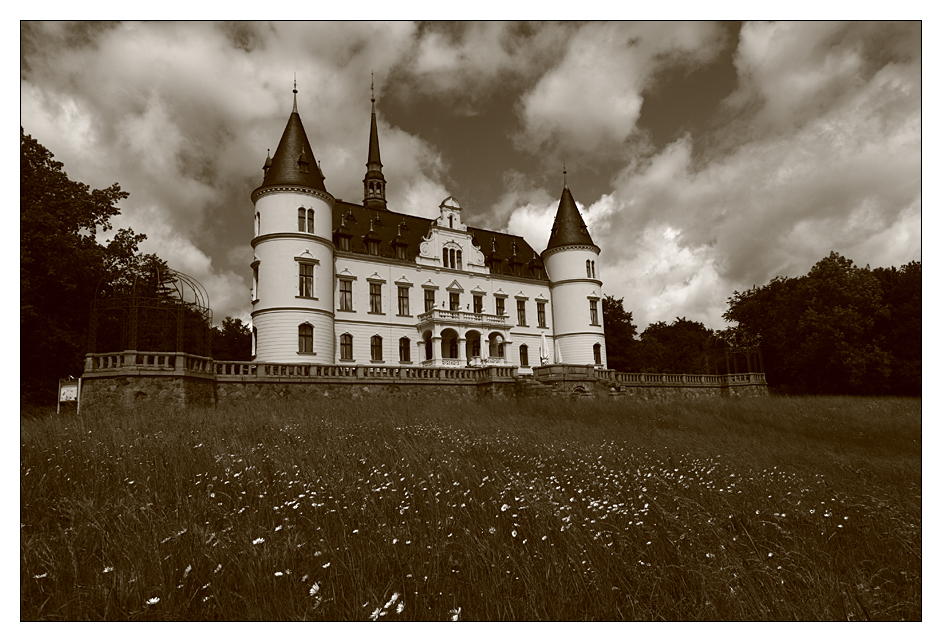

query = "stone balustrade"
[
  {"left": 417, "top": 309, "right": 510, "bottom": 326},
  {"left": 80, "top": 350, "right": 766, "bottom": 409}
]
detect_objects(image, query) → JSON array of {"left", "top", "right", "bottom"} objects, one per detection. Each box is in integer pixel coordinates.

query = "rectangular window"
[
  {"left": 299, "top": 263, "right": 314, "bottom": 298},
  {"left": 340, "top": 334, "right": 353, "bottom": 361},
  {"left": 537, "top": 301, "right": 546, "bottom": 327},
  {"left": 495, "top": 297, "right": 505, "bottom": 317},
  {"left": 424, "top": 289, "right": 435, "bottom": 312},
  {"left": 298, "top": 324, "right": 313, "bottom": 354},
  {"left": 473, "top": 294, "right": 483, "bottom": 314},
  {"left": 517, "top": 300, "right": 526, "bottom": 326},
  {"left": 252, "top": 264, "right": 259, "bottom": 301},
  {"left": 370, "top": 283, "right": 382, "bottom": 314},
  {"left": 589, "top": 299, "right": 599, "bottom": 325},
  {"left": 520, "top": 344, "right": 529, "bottom": 367},
  {"left": 399, "top": 337, "right": 410, "bottom": 362},
  {"left": 339, "top": 280, "right": 353, "bottom": 311},
  {"left": 398, "top": 286, "right": 409, "bottom": 316},
  {"left": 449, "top": 292, "right": 460, "bottom": 311}
]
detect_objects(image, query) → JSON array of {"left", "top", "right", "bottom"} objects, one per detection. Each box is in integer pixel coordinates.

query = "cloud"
[
  {"left": 578, "top": 21, "right": 920, "bottom": 330},
  {"left": 400, "top": 22, "right": 572, "bottom": 104},
  {"left": 20, "top": 21, "right": 449, "bottom": 324},
  {"left": 516, "top": 22, "right": 727, "bottom": 163}
]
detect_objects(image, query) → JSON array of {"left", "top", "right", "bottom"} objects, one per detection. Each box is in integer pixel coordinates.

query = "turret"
[
  {"left": 541, "top": 172, "right": 607, "bottom": 368},
  {"left": 250, "top": 83, "right": 336, "bottom": 363},
  {"left": 363, "top": 77, "right": 387, "bottom": 210}
]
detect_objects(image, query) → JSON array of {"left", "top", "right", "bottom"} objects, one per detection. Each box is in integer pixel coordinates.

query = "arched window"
[
  {"left": 371, "top": 335, "right": 383, "bottom": 362},
  {"left": 306, "top": 209, "right": 315, "bottom": 233},
  {"left": 443, "top": 247, "right": 448, "bottom": 267},
  {"left": 340, "top": 333, "right": 353, "bottom": 361},
  {"left": 593, "top": 343, "right": 602, "bottom": 366},
  {"left": 425, "top": 338, "right": 433, "bottom": 361},
  {"left": 252, "top": 327, "right": 257, "bottom": 358},
  {"left": 299, "top": 207, "right": 306, "bottom": 232},
  {"left": 255, "top": 212, "right": 261, "bottom": 236},
  {"left": 298, "top": 323, "right": 314, "bottom": 354},
  {"left": 591, "top": 261, "right": 596, "bottom": 278},
  {"left": 457, "top": 250, "right": 462, "bottom": 271},
  {"left": 586, "top": 260, "right": 592, "bottom": 278},
  {"left": 399, "top": 337, "right": 410, "bottom": 362},
  {"left": 519, "top": 344, "right": 529, "bottom": 367}
]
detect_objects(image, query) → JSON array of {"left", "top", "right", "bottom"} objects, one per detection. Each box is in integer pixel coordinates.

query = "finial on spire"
[
  {"left": 563, "top": 162, "right": 568, "bottom": 188},
  {"left": 371, "top": 71, "right": 376, "bottom": 113},
  {"left": 292, "top": 73, "right": 298, "bottom": 113}
]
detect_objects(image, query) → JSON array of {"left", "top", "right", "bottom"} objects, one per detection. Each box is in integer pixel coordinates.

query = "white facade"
[{"left": 249, "top": 96, "right": 607, "bottom": 371}]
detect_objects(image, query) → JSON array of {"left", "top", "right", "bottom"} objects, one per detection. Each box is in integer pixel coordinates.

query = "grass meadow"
[{"left": 21, "top": 395, "right": 920, "bottom": 621}]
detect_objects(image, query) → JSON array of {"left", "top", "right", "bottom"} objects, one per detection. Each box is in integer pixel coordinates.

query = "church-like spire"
[
  {"left": 259, "top": 82, "right": 327, "bottom": 192},
  {"left": 363, "top": 73, "right": 388, "bottom": 209},
  {"left": 544, "top": 172, "right": 596, "bottom": 252}
]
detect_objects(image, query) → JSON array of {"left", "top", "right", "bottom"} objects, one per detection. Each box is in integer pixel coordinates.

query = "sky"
[{"left": 20, "top": 20, "right": 922, "bottom": 332}]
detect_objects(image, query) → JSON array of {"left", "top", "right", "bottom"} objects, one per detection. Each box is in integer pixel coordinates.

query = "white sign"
[
  {"left": 59, "top": 382, "right": 78, "bottom": 402},
  {"left": 57, "top": 379, "right": 81, "bottom": 414}
]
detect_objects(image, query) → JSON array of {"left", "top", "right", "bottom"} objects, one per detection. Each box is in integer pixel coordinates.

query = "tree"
[
  {"left": 21, "top": 130, "right": 156, "bottom": 405},
  {"left": 637, "top": 317, "right": 714, "bottom": 374},
  {"left": 724, "top": 251, "right": 918, "bottom": 395},
  {"left": 601, "top": 295, "right": 637, "bottom": 371},
  {"left": 211, "top": 317, "right": 252, "bottom": 361}
]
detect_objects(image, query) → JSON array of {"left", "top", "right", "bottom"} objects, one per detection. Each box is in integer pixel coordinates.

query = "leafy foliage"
[
  {"left": 601, "top": 295, "right": 636, "bottom": 372},
  {"left": 211, "top": 316, "right": 252, "bottom": 361},
  {"left": 725, "top": 252, "right": 920, "bottom": 395},
  {"left": 20, "top": 130, "right": 162, "bottom": 405}
]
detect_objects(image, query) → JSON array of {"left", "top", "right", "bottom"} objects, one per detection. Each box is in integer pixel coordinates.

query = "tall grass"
[{"left": 21, "top": 395, "right": 920, "bottom": 620}]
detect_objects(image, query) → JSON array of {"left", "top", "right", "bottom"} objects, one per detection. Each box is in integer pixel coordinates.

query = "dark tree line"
[
  {"left": 724, "top": 252, "right": 920, "bottom": 395},
  {"left": 21, "top": 131, "right": 252, "bottom": 406},
  {"left": 602, "top": 296, "right": 715, "bottom": 374},
  {"left": 603, "top": 252, "right": 921, "bottom": 396}
]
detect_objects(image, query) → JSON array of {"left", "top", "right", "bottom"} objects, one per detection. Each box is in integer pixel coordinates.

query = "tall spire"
[
  {"left": 292, "top": 73, "right": 298, "bottom": 113},
  {"left": 363, "top": 74, "right": 387, "bottom": 209},
  {"left": 258, "top": 82, "right": 326, "bottom": 192},
  {"left": 544, "top": 173, "right": 596, "bottom": 252}
]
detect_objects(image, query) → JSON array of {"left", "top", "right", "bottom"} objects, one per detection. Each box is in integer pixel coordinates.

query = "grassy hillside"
[{"left": 21, "top": 396, "right": 920, "bottom": 620}]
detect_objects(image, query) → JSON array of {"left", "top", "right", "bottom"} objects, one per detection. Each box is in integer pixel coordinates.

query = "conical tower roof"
[
  {"left": 544, "top": 182, "right": 596, "bottom": 252},
  {"left": 259, "top": 88, "right": 327, "bottom": 192},
  {"left": 363, "top": 76, "right": 388, "bottom": 210}
]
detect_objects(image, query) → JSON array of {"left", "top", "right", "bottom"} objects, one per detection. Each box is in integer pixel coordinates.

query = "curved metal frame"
[{"left": 88, "top": 267, "right": 213, "bottom": 357}]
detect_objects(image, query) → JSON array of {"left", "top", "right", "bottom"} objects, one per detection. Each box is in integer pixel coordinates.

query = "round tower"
[
  {"left": 541, "top": 175, "right": 607, "bottom": 368},
  {"left": 251, "top": 85, "right": 335, "bottom": 363}
]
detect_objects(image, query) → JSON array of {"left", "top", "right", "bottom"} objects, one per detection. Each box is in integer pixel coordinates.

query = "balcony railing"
[
  {"left": 83, "top": 351, "right": 765, "bottom": 389},
  {"left": 417, "top": 309, "right": 510, "bottom": 326}
]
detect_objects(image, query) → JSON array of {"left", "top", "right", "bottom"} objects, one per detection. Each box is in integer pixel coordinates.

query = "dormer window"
[
  {"left": 368, "top": 239, "right": 380, "bottom": 255},
  {"left": 396, "top": 244, "right": 406, "bottom": 260},
  {"left": 340, "top": 236, "right": 351, "bottom": 252}
]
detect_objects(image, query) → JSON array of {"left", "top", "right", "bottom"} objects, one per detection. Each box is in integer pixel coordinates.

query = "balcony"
[
  {"left": 416, "top": 308, "right": 511, "bottom": 328},
  {"left": 422, "top": 357, "right": 506, "bottom": 368}
]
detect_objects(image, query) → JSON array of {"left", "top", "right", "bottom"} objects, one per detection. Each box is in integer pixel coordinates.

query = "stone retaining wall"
[{"left": 79, "top": 352, "right": 767, "bottom": 410}]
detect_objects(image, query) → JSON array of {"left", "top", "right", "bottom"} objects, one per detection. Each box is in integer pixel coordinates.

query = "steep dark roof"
[
  {"left": 259, "top": 95, "right": 327, "bottom": 192},
  {"left": 332, "top": 201, "right": 546, "bottom": 280},
  {"left": 366, "top": 107, "right": 383, "bottom": 174},
  {"left": 545, "top": 185, "right": 596, "bottom": 251}
]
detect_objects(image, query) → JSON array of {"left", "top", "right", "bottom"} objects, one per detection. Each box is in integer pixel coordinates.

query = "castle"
[
  {"left": 249, "top": 85, "right": 607, "bottom": 372},
  {"left": 78, "top": 85, "right": 768, "bottom": 409}
]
